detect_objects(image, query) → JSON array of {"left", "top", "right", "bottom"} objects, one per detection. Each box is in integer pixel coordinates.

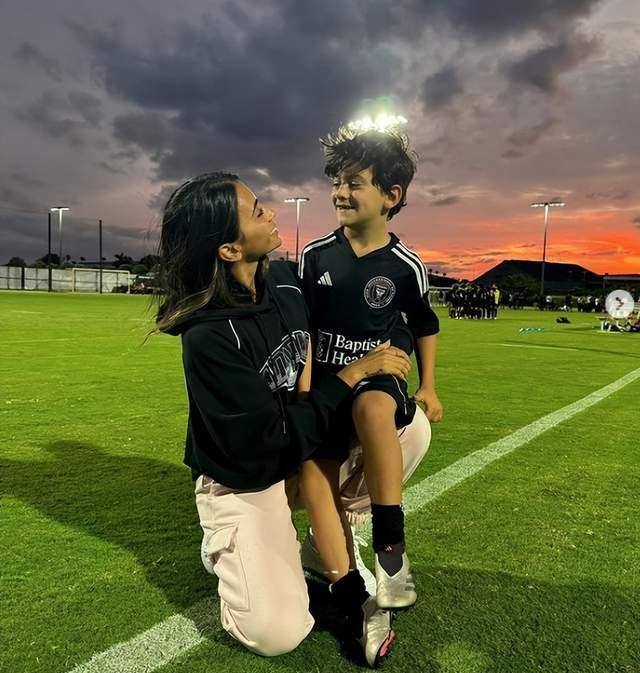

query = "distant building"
[
  {"left": 427, "top": 273, "right": 458, "bottom": 288},
  {"left": 473, "top": 260, "right": 602, "bottom": 292},
  {"left": 602, "top": 273, "right": 640, "bottom": 290}
]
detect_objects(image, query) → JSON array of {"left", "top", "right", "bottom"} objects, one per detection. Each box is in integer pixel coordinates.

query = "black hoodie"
[{"left": 167, "top": 261, "right": 351, "bottom": 490}]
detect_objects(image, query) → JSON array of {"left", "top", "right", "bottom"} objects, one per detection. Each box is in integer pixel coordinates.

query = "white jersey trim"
[
  {"left": 298, "top": 233, "right": 337, "bottom": 279},
  {"left": 392, "top": 246, "right": 426, "bottom": 296},
  {"left": 396, "top": 241, "right": 428, "bottom": 293}
]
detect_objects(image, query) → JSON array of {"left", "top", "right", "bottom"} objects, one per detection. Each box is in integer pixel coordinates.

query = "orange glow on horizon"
[{"left": 274, "top": 209, "right": 640, "bottom": 280}]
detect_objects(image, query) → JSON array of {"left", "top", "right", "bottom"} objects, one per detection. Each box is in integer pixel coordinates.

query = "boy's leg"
[
  {"left": 352, "top": 391, "right": 403, "bottom": 505},
  {"left": 349, "top": 397, "right": 430, "bottom": 608},
  {"left": 297, "top": 459, "right": 395, "bottom": 666},
  {"left": 195, "top": 476, "right": 313, "bottom": 657},
  {"left": 338, "top": 405, "right": 431, "bottom": 516}
]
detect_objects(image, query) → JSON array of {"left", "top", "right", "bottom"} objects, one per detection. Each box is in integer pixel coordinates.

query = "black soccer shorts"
[{"left": 316, "top": 374, "right": 416, "bottom": 463}]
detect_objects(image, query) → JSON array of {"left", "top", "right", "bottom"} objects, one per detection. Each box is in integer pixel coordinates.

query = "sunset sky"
[{"left": 1, "top": 0, "right": 639, "bottom": 280}]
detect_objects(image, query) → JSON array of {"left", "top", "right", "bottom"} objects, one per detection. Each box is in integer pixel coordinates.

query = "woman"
[{"left": 154, "top": 172, "right": 422, "bottom": 666}]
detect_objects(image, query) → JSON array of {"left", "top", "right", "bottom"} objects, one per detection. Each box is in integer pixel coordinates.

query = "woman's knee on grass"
[{"left": 225, "top": 602, "right": 312, "bottom": 657}]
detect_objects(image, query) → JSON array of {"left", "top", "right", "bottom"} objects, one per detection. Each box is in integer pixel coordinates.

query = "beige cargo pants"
[{"left": 195, "top": 406, "right": 431, "bottom": 656}]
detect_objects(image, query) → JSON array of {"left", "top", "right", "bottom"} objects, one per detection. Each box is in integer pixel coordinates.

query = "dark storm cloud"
[
  {"left": 503, "top": 33, "right": 601, "bottom": 93},
  {"left": 501, "top": 149, "right": 524, "bottom": 159},
  {"left": 0, "top": 213, "right": 46, "bottom": 258},
  {"left": 148, "top": 183, "right": 181, "bottom": 211},
  {"left": 8, "top": 171, "right": 47, "bottom": 189},
  {"left": 435, "top": 0, "right": 601, "bottom": 40},
  {"left": 67, "top": 11, "right": 398, "bottom": 184},
  {"left": 12, "top": 42, "right": 63, "bottom": 82},
  {"left": 112, "top": 113, "right": 169, "bottom": 162},
  {"left": 15, "top": 92, "right": 88, "bottom": 147},
  {"left": 0, "top": 186, "right": 42, "bottom": 212},
  {"left": 507, "top": 117, "right": 557, "bottom": 147},
  {"left": 422, "top": 65, "right": 463, "bottom": 109},
  {"left": 67, "top": 91, "right": 104, "bottom": 127},
  {"left": 59, "top": 0, "right": 605, "bottom": 187},
  {"left": 96, "top": 161, "right": 127, "bottom": 175},
  {"left": 111, "top": 147, "right": 142, "bottom": 162},
  {"left": 585, "top": 189, "right": 631, "bottom": 201},
  {"left": 431, "top": 196, "right": 459, "bottom": 207},
  {"left": 0, "top": 208, "right": 150, "bottom": 261},
  {"left": 360, "top": 0, "right": 602, "bottom": 42}
]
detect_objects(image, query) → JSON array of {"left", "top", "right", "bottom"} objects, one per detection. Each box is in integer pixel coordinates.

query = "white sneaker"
[
  {"left": 357, "top": 596, "right": 395, "bottom": 668},
  {"left": 375, "top": 551, "right": 417, "bottom": 609},
  {"left": 300, "top": 529, "right": 332, "bottom": 584},
  {"left": 351, "top": 528, "right": 377, "bottom": 596}
]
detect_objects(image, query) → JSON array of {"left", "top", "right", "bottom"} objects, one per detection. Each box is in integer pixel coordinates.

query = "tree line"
[{"left": 5, "top": 254, "right": 161, "bottom": 277}]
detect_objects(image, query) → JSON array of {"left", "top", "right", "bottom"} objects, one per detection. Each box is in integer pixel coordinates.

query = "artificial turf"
[{"left": 1, "top": 291, "right": 637, "bottom": 673}]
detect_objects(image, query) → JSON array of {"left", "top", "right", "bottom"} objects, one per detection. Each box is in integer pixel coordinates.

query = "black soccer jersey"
[{"left": 298, "top": 227, "right": 439, "bottom": 372}]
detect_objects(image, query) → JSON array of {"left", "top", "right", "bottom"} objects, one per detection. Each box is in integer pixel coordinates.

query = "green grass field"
[{"left": 1, "top": 291, "right": 638, "bottom": 673}]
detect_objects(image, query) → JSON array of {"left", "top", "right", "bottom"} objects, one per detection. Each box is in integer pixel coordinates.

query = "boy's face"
[{"left": 330, "top": 166, "right": 400, "bottom": 229}]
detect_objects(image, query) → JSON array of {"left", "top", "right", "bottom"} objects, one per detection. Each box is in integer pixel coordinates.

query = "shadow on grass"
[
  {"left": 2, "top": 440, "right": 208, "bottom": 611},
  {"left": 388, "top": 564, "right": 639, "bottom": 673},
  {"left": 1, "top": 440, "right": 354, "bottom": 670},
  {"left": 3, "top": 442, "right": 638, "bottom": 672},
  {"left": 184, "top": 563, "right": 638, "bottom": 672}
]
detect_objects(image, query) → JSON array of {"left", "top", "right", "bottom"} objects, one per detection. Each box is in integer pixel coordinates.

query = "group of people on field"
[
  {"left": 153, "top": 129, "right": 443, "bottom": 666},
  {"left": 447, "top": 283, "right": 500, "bottom": 320}
]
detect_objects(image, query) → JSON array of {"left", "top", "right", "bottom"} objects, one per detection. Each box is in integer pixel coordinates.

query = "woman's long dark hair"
[{"left": 152, "top": 172, "right": 267, "bottom": 334}]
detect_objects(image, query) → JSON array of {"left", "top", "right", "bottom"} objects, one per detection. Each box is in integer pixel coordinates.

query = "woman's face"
[{"left": 233, "top": 181, "right": 281, "bottom": 262}]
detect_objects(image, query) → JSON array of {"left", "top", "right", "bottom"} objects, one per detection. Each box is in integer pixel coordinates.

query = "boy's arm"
[
  {"left": 414, "top": 334, "right": 443, "bottom": 422},
  {"left": 402, "top": 274, "right": 443, "bottom": 423},
  {"left": 297, "top": 336, "right": 312, "bottom": 399}
]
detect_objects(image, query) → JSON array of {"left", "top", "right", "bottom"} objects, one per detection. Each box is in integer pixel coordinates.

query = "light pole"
[
  {"left": 50, "top": 206, "right": 70, "bottom": 264},
  {"left": 284, "top": 197, "right": 309, "bottom": 263},
  {"left": 530, "top": 200, "right": 565, "bottom": 297}
]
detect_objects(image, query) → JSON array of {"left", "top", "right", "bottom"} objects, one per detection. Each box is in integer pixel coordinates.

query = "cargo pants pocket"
[{"left": 203, "top": 523, "right": 250, "bottom": 613}]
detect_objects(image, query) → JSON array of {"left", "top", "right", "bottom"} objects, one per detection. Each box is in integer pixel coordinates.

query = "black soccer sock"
[
  {"left": 330, "top": 570, "right": 369, "bottom": 639},
  {"left": 371, "top": 504, "right": 405, "bottom": 549},
  {"left": 371, "top": 504, "right": 405, "bottom": 576}
]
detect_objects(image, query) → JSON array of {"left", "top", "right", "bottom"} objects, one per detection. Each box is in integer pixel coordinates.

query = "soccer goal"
[
  {"left": 429, "top": 286, "right": 451, "bottom": 307},
  {"left": 71, "top": 267, "right": 131, "bottom": 293}
]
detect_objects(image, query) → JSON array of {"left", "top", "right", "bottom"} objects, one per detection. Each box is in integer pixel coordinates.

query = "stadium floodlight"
[
  {"left": 347, "top": 113, "right": 408, "bottom": 134},
  {"left": 50, "top": 206, "right": 70, "bottom": 264},
  {"left": 530, "top": 200, "right": 566, "bottom": 297},
  {"left": 284, "top": 197, "right": 310, "bottom": 263}
]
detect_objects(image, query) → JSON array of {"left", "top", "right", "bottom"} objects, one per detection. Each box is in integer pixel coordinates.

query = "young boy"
[{"left": 298, "top": 128, "right": 443, "bottom": 609}]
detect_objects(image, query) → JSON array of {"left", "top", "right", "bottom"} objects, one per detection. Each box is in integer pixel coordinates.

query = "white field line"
[
  {"left": 66, "top": 600, "right": 218, "bottom": 673},
  {"left": 1, "top": 335, "right": 136, "bottom": 345},
  {"left": 498, "top": 343, "right": 578, "bottom": 352},
  {"left": 65, "top": 365, "right": 640, "bottom": 673},
  {"left": 384, "top": 364, "right": 640, "bottom": 527}
]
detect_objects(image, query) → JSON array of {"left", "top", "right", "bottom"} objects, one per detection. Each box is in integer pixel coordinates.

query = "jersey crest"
[{"left": 364, "top": 276, "right": 396, "bottom": 309}]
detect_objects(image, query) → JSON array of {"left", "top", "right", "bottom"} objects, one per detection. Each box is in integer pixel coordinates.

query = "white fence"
[{"left": 0, "top": 266, "right": 130, "bottom": 293}]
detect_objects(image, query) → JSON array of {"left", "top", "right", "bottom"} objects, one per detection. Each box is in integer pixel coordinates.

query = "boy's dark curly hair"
[{"left": 320, "top": 128, "right": 417, "bottom": 220}]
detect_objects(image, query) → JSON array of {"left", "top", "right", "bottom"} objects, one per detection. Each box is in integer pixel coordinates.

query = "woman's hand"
[{"left": 337, "top": 340, "right": 411, "bottom": 388}]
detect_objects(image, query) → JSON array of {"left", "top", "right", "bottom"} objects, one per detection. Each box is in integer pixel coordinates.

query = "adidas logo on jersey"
[{"left": 317, "top": 271, "right": 333, "bottom": 286}]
